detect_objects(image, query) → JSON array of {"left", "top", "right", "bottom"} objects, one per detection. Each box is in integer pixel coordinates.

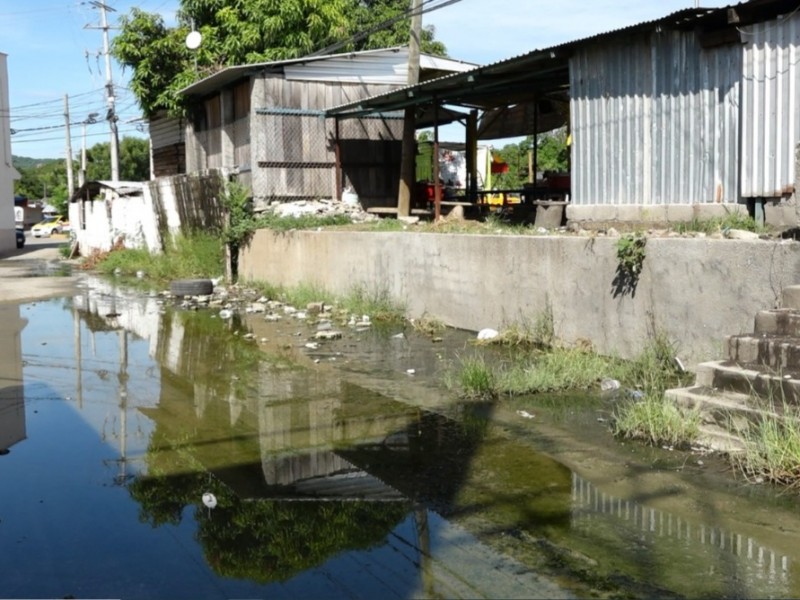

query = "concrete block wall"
[{"left": 239, "top": 229, "right": 800, "bottom": 369}]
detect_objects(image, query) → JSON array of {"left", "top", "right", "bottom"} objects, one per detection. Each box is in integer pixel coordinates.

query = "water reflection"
[
  {"left": 0, "top": 304, "right": 26, "bottom": 453},
  {"left": 571, "top": 474, "right": 794, "bottom": 597},
  {"left": 5, "top": 276, "right": 800, "bottom": 598}
]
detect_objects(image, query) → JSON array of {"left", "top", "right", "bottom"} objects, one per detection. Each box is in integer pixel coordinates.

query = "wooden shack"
[{"left": 179, "top": 47, "right": 474, "bottom": 210}]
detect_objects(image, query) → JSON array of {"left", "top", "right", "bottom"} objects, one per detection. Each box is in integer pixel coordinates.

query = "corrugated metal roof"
[
  {"left": 179, "top": 47, "right": 476, "bottom": 98},
  {"left": 69, "top": 180, "right": 145, "bottom": 203},
  {"left": 324, "top": 0, "right": 800, "bottom": 119}
]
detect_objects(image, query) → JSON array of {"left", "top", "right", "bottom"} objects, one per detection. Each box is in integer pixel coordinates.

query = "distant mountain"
[{"left": 12, "top": 155, "right": 59, "bottom": 170}]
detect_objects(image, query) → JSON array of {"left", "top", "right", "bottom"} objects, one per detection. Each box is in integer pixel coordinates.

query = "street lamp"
[{"left": 79, "top": 113, "right": 99, "bottom": 187}]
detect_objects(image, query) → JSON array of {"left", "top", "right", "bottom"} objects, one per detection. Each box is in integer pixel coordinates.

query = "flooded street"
[{"left": 3, "top": 275, "right": 800, "bottom": 599}]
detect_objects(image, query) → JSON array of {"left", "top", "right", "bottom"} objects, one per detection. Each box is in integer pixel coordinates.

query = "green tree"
[
  {"left": 14, "top": 159, "right": 71, "bottom": 215},
  {"left": 492, "top": 128, "right": 569, "bottom": 188},
  {"left": 113, "top": 0, "right": 447, "bottom": 117},
  {"left": 350, "top": 0, "right": 446, "bottom": 55},
  {"left": 85, "top": 137, "right": 150, "bottom": 182}
]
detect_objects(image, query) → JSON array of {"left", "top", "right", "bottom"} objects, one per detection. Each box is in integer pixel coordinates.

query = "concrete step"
[
  {"left": 726, "top": 333, "right": 800, "bottom": 371},
  {"left": 754, "top": 308, "right": 800, "bottom": 337},
  {"left": 782, "top": 285, "right": 800, "bottom": 309},
  {"left": 694, "top": 360, "right": 800, "bottom": 404},
  {"left": 664, "top": 386, "right": 768, "bottom": 454}
]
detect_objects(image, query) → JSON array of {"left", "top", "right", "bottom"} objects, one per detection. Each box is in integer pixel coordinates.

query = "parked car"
[
  {"left": 31, "top": 215, "right": 68, "bottom": 238},
  {"left": 15, "top": 226, "right": 25, "bottom": 249}
]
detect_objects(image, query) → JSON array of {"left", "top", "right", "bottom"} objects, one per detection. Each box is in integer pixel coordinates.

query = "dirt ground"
[{"left": 0, "top": 239, "right": 79, "bottom": 304}]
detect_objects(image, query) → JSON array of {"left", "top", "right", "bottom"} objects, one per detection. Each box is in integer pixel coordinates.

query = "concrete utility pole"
[
  {"left": 64, "top": 94, "right": 75, "bottom": 197},
  {"left": 87, "top": 1, "right": 120, "bottom": 182},
  {"left": 397, "top": 0, "right": 423, "bottom": 217}
]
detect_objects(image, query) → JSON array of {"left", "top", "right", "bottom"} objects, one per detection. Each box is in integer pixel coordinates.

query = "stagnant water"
[{"left": 2, "top": 276, "right": 800, "bottom": 599}]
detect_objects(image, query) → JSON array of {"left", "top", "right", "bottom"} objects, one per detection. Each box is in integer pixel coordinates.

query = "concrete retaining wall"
[{"left": 238, "top": 229, "right": 800, "bottom": 369}]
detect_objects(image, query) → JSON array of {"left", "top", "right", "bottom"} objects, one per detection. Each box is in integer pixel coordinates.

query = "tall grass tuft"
[
  {"left": 341, "top": 284, "right": 406, "bottom": 324},
  {"left": 280, "top": 283, "right": 334, "bottom": 309},
  {"left": 481, "top": 305, "right": 555, "bottom": 349},
  {"left": 91, "top": 232, "right": 224, "bottom": 282},
  {"left": 456, "top": 355, "right": 497, "bottom": 400},
  {"left": 612, "top": 394, "right": 701, "bottom": 448},
  {"left": 731, "top": 400, "right": 800, "bottom": 489},
  {"left": 498, "top": 348, "right": 618, "bottom": 395}
]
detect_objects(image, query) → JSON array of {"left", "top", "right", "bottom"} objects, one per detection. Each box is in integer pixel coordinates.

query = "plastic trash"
[
  {"left": 342, "top": 187, "right": 359, "bottom": 206},
  {"left": 477, "top": 328, "right": 499, "bottom": 341},
  {"left": 600, "top": 378, "right": 621, "bottom": 392}
]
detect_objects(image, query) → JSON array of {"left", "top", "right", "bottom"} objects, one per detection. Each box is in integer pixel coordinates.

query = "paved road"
[{"left": 0, "top": 234, "right": 79, "bottom": 303}]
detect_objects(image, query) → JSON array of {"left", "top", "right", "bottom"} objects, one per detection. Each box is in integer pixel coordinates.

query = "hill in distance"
[{"left": 13, "top": 155, "right": 60, "bottom": 170}]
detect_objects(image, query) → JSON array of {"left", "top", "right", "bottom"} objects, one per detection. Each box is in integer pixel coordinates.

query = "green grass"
[
  {"left": 730, "top": 395, "right": 800, "bottom": 489},
  {"left": 455, "top": 354, "right": 497, "bottom": 399},
  {"left": 259, "top": 212, "right": 352, "bottom": 231},
  {"left": 448, "top": 329, "right": 695, "bottom": 451},
  {"left": 91, "top": 232, "right": 224, "bottom": 282},
  {"left": 480, "top": 307, "right": 555, "bottom": 349},
  {"left": 340, "top": 284, "right": 406, "bottom": 324},
  {"left": 673, "top": 211, "right": 769, "bottom": 235},
  {"left": 612, "top": 393, "right": 701, "bottom": 448},
  {"left": 496, "top": 348, "right": 623, "bottom": 395},
  {"left": 248, "top": 280, "right": 406, "bottom": 324}
]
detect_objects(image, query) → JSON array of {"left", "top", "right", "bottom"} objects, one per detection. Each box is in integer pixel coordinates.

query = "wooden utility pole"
[
  {"left": 397, "top": 0, "right": 423, "bottom": 216},
  {"left": 64, "top": 94, "right": 75, "bottom": 197}
]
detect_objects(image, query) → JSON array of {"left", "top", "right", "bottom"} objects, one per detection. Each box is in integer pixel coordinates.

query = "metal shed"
[{"left": 326, "top": 0, "right": 800, "bottom": 224}]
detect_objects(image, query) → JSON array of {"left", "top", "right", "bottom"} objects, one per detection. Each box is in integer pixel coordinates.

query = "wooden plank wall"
[
  {"left": 254, "top": 78, "right": 402, "bottom": 205},
  {"left": 150, "top": 112, "right": 186, "bottom": 176}
]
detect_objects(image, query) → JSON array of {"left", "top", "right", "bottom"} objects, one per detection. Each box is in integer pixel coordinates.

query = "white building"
[{"left": 0, "top": 52, "right": 20, "bottom": 254}]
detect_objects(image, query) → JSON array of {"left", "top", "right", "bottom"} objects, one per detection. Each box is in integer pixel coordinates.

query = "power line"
[{"left": 306, "top": 0, "right": 463, "bottom": 58}]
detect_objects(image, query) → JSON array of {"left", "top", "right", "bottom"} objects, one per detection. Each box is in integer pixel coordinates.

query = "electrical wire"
[{"left": 306, "top": 0, "right": 464, "bottom": 58}]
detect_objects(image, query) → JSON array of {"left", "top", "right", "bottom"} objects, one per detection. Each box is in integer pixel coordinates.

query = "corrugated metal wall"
[
  {"left": 570, "top": 30, "right": 741, "bottom": 206},
  {"left": 741, "top": 11, "right": 800, "bottom": 198}
]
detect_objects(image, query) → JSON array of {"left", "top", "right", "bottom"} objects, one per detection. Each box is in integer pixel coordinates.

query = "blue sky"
[{"left": 4, "top": 0, "right": 730, "bottom": 159}]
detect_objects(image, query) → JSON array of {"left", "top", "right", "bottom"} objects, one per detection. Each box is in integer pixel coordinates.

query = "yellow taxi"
[{"left": 31, "top": 215, "right": 69, "bottom": 238}]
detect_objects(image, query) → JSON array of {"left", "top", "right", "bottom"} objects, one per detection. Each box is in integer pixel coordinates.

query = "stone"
[
  {"left": 315, "top": 330, "right": 343, "bottom": 340},
  {"left": 307, "top": 302, "right": 325, "bottom": 314},
  {"left": 248, "top": 302, "right": 267, "bottom": 313}
]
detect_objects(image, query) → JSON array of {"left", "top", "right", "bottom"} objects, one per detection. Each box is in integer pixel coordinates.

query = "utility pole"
[
  {"left": 64, "top": 94, "right": 75, "bottom": 197},
  {"left": 397, "top": 0, "right": 422, "bottom": 217},
  {"left": 87, "top": 1, "right": 120, "bottom": 182}
]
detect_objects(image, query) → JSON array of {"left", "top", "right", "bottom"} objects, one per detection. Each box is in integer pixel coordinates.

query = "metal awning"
[{"left": 324, "top": 1, "right": 799, "bottom": 137}]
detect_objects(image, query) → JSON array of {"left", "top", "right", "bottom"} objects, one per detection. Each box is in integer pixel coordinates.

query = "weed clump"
[
  {"left": 730, "top": 398, "right": 800, "bottom": 489},
  {"left": 612, "top": 394, "right": 701, "bottom": 448},
  {"left": 90, "top": 232, "right": 224, "bottom": 282}
]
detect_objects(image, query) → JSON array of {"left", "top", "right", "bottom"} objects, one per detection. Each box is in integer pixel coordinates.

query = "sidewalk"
[{"left": 0, "top": 243, "right": 79, "bottom": 304}]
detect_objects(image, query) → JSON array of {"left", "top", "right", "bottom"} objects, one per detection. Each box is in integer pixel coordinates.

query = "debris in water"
[
  {"left": 202, "top": 492, "right": 217, "bottom": 515},
  {"left": 477, "top": 328, "right": 499, "bottom": 341}
]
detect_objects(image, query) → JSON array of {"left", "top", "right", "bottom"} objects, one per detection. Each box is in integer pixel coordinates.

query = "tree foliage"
[
  {"left": 13, "top": 136, "right": 150, "bottom": 216},
  {"left": 113, "top": 0, "right": 448, "bottom": 117},
  {"left": 491, "top": 128, "right": 570, "bottom": 189},
  {"left": 85, "top": 137, "right": 150, "bottom": 182},
  {"left": 13, "top": 158, "right": 69, "bottom": 213}
]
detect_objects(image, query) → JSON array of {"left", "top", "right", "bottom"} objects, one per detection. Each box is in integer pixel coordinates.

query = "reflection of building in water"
[
  {"left": 0, "top": 305, "right": 27, "bottom": 451},
  {"left": 571, "top": 473, "right": 793, "bottom": 596}
]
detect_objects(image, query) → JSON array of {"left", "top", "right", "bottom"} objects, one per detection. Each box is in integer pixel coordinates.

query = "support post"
[
  {"left": 334, "top": 118, "right": 342, "bottom": 201},
  {"left": 433, "top": 102, "right": 441, "bottom": 221},
  {"left": 397, "top": 0, "right": 422, "bottom": 216},
  {"left": 466, "top": 110, "right": 478, "bottom": 202}
]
